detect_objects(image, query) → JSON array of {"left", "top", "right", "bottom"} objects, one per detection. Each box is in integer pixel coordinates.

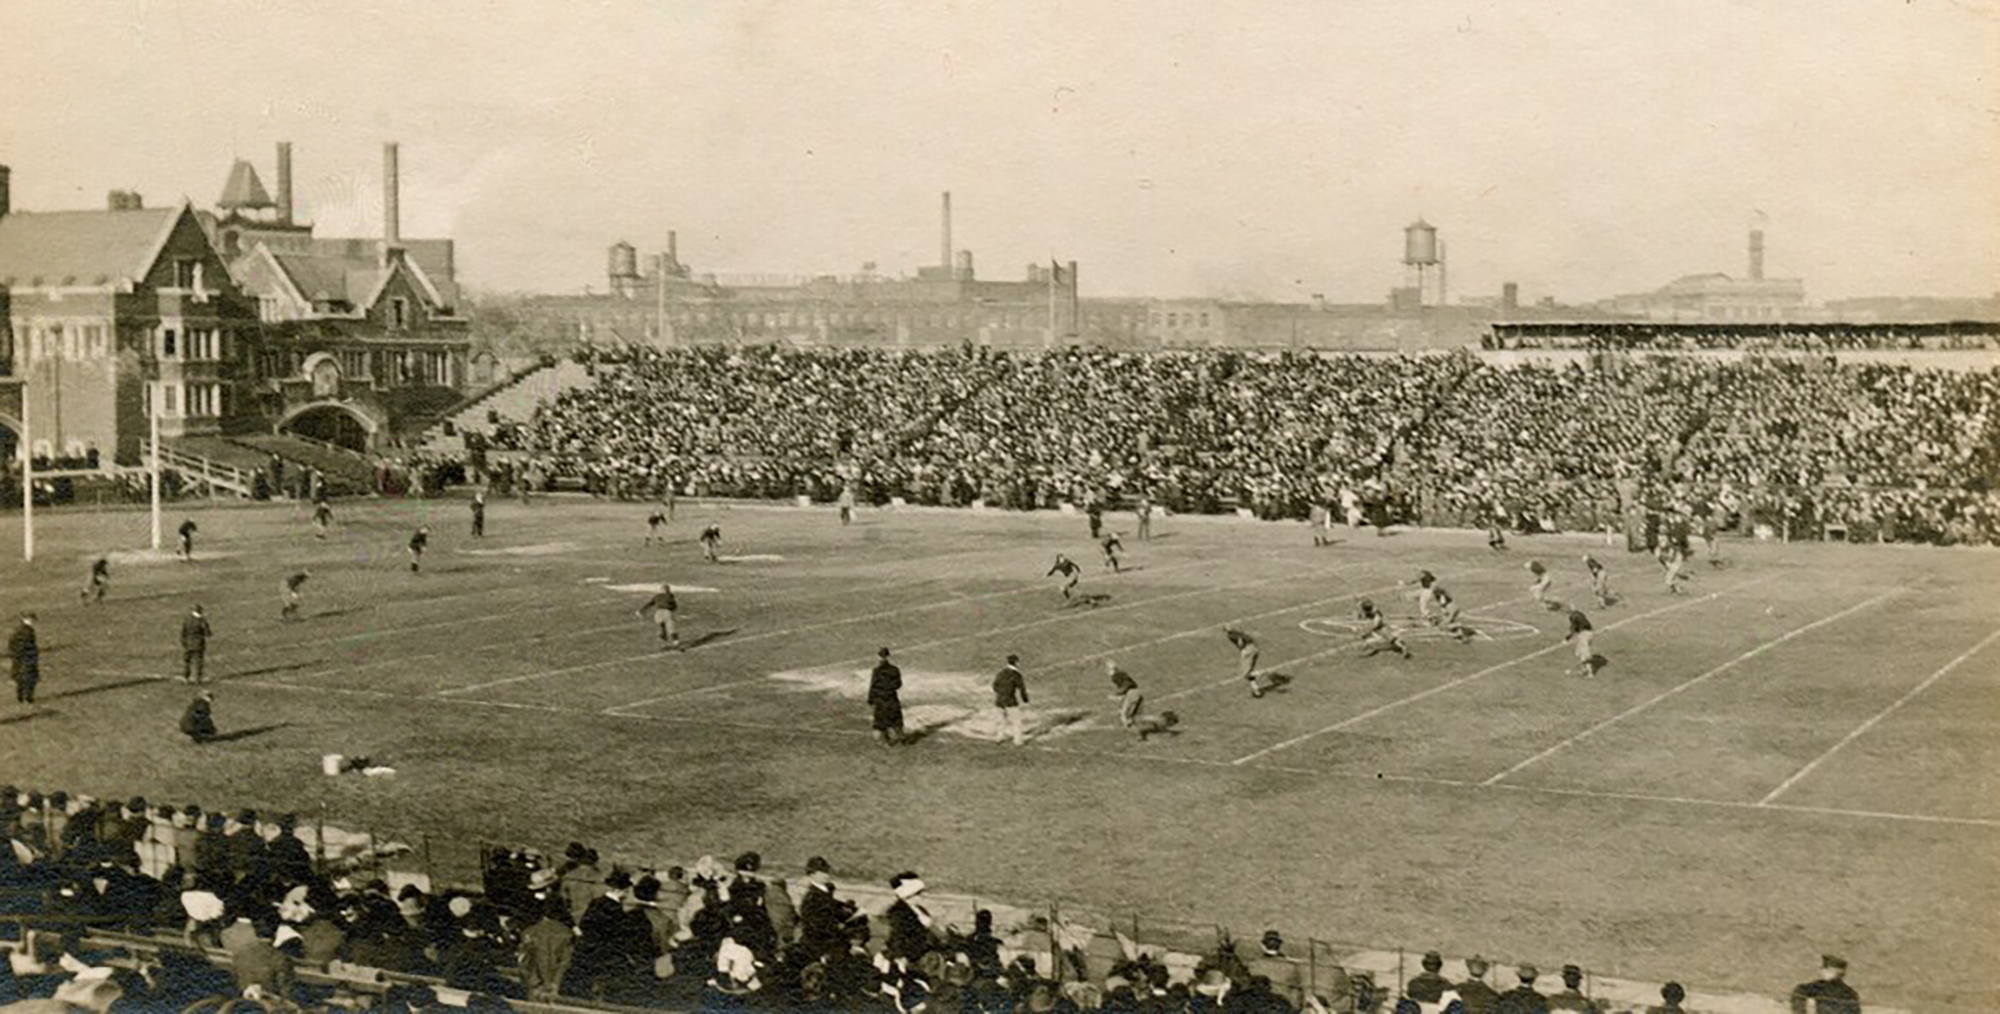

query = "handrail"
[{"left": 139, "top": 439, "right": 255, "bottom": 498}]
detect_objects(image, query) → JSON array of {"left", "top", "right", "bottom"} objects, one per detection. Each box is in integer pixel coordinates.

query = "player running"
[
  {"left": 1661, "top": 543, "right": 1690, "bottom": 595},
  {"left": 1701, "top": 511, "right": 1724, "bottom": 568},
  {"left": 1584, "top": 556, "right": 1616, "bottom": 612},
  {"left": 1225, "top": 627, "right": 1268, "bottom": 698},
  {"left": 645, "top": 509, "right": 669, "bottom": 545},
  {"left": 1487, "top": 516, "right": 1509, "bottom": 552},
  {"left": 1047, "top": 554, "right": 1082, "bottom": 602},
  {"left": 637, "top": 583, "right": 681, "bottom": 650},
  {"left": 408, "top": 527, "right": 429, "bottom": 574},
  {"left": 177, "top": 519, "right": 199, "bottom": 562},
  {"left": 837, "top": 484, "right": 856, "bottom": 526},
  {"left": 311, "top": 500, "right": 333, "bottom": 540},
  {"left": 1355, "top": 599, "right": 1413, "bottom": 659},
  {"left": 1527, "top": 560, "right": 1561, "bottom": 611},
  {"left": 1100, "top": 533, "right": 1124, "bottom": 573},
  {"left": 470, "top": 492, "right": 486, "bottom": 539},
  {"left": 1412, "top": 571, "right": 1441, "bottom": 625},
  {"left": 280, "top": 571, "right": 309, "bottom": 622},
  {"left": 1564, "top": 609, "right": 1601, "bottom": 677},
  {"left": 1430, "top": 584, "right": 1474, "bottom": 643},
  {"left": 699, "top": 524, "right": 723, "bottom": 563},
  {"left": 80, "top": 557, "right": 110, "bottom": 604}
]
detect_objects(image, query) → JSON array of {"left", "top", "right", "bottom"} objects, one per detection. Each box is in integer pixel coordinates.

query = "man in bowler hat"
[
  {"left": 868, "top": 648, "right": 905, "bottom": 746},
  {"left": 1789, "top": 955, "right": 1860, "bottom": 1014}
]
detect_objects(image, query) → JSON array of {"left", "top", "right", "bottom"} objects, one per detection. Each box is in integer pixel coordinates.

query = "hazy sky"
[{"left": 7, "top": 1, "right": 1997, "bottom": 303}]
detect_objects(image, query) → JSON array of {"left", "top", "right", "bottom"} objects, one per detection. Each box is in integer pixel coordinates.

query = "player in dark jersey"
[
  {"left": 80, "top": 557, "right": 110, "bottom": 604},
  {"left": 1047, "top": 554, "right": 1081, "bottom": 602},
  {"left": 312, "top": 501, "right": 333, "bottom": 540},
  {"left": 1225, "top": 628, "right": 1266, "bottom": 698},
  {"left": 1583, "top": 554, "right": 1614, "bottom": 608},
  {"left": 1487, "top": 514, "right": 1509, "bottom": 551},
  {"left": 645, "top": 509, "right": 668, "bottom": 545},
  {"left": 1356, "top": 599, "right": 1412, "bottom": 659},
  {"left": 408, "top": 527, "right": 429, "bottom": 574},
  {"left": 1564, "top": 609, "right": 1600, "bottom": 677},
  {"left": 1100, "top": 533, "right": 1124, "bottom": 573},
  {"left": 469, "top": 492, "right": 486, "bottom": 538},
  {"left": 177, "top": 519, "right": 198, "bottom": 562},
  {"left": 699, "top": 525, "right": 722, "bottom": 563},
  {"left": 280, "top": 571, "right": 310, "bottom": 622},
  {"left": 637, "top": 583, "right": 681, "bottom": 649},
  {"left": 1431, "top": 585, "right": 1474, "bottom": 643}
]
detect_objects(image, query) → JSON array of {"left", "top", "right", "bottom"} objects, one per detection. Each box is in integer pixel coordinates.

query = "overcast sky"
[{"left": 6, "top": 1, "right": 1997, "bottom": 303}]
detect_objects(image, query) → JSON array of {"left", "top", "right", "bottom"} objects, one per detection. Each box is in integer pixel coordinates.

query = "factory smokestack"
[
  {"left": 940, "top": 191, "right": 952, "bottom": 270},
  {"left": 1748, "top": 229, "right": 1765, "bottom": 281},
  {"left": 382, "top": 142, "right": 401, "bottom": 251},
  {"left": 276, "top": 142, "right": 293, "bottom": 225}
]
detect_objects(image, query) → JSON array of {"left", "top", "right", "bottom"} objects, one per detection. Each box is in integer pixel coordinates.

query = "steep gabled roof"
[
  {"left": 0, "top": 205, "right": 183, "bottom": 287},
  {"left": 218, "top": 160, "right": 275, "bottom": 210}
]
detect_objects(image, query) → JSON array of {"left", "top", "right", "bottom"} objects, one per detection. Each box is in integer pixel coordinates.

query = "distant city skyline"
[{"left": 6, "top": 1, "right": 1996, "bottom": 304}]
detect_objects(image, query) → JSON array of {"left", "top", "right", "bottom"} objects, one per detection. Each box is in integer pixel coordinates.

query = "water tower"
[{"left": 1402, "top": 219, "right": 1446, "bottom": 308}]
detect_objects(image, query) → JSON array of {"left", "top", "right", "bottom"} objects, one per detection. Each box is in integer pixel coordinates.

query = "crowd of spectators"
[
  {"left": 1484, "top": 322, "right": 2000, "bottom": 352},
  {"left": 466, "top": 342, "right": 2000, "bottom": 545},
  {"left": 2, "top": 788, "right": 1862, "bottom": 1014}
]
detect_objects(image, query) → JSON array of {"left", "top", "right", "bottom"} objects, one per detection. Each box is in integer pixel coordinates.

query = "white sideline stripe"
[
  {"left": 447, "top": 553, "right": 1281, "bottom": 700},
  {"left": 1481, "top": 587, "right": 1903, "bottom": 786},
  {"left": 1756, "top": 624, "right": 2000, "bottom": 806},
  {"left": 1153, "top": 592, "right": 1536, "bottom": 705},
  {"left": 1230, "top": 579, "right": 1770, "bottom": 766},
  {"left": 599, "top": 557, "right": 1377, "bottom": 714}
]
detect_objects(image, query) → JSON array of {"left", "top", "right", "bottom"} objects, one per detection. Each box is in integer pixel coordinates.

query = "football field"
[{"left": 2, "top": 497, "right": 1995, "bottom": 1011}]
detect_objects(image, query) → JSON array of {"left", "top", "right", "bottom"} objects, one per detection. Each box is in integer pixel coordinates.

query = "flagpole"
[
  {"left": 1048, "top": 260, "right": 1057, "bottom": 346},
  {"left": 150, "top": 400, "right": 162, "bottom": 551},
  {"left": 20, "top": 384, "right": 33, "bottom": 563}
]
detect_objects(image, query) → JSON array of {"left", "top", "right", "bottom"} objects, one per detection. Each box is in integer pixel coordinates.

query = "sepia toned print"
[{"left": 2, "top": 3, "right": 1994, "bottom": 1012}]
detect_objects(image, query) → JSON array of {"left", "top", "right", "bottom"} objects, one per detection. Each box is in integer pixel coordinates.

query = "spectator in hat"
[
  {"left": 516, "top": 890, "right": 574, "bottom": 1003},
  {"left": 798, "top": 856, "right": 860, "bottom": 962},
  {"left": 9, "top": 612, "right": 39, "bottom": 707},
  {"left": 992, "top": 654, "right": 1031, "bottom": 746},
  {"left": 1246, "top": 930, "right": 1307, "bottom": 1010},
  {"left": 1452, "top": 955, "right": 1500, "bottom": 1014},
  {"left": 1788, "top": 955, "right": 1860, "bottom": 1014},
  {"left": 1406, "top": 952, "right": 1450, "bottom": 1004},
  {"left": 1495, "top": 964, "right": 1549, "bottom": 1014},
  {"left": 179, "top": 605, "right": 212, "bottom": 685},
  {"left": 884, "top": 872, "right": 937, "bottom": 966},
  {"left": 1547, "top": 964, "right": 1600, "bottom": 1012},
  {"left": 1648, "top": 981, "right": 1688, "bottom": 1014}
]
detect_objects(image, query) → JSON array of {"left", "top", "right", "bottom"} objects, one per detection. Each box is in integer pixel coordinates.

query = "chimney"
[
  {"left": 382, "top": 142, "right": 402, "bottom": 251},
  {"left": 667, "top": 230, "right": 679, "bottom": 266},
  {"left": 940, "top": 191, "right": 952, "bottom": 270},
  {"left": 276, "top": 142, "right": 294, "bottom": 224},
  {"left": 1748, "top": 229, "right": 1765, "bottom": 281},
  {"left": 0, "top": 164, "right": 10, "bottom": 217},
  {"left": 1502, "top": 282, "right": 1519, "bottom": 311}
]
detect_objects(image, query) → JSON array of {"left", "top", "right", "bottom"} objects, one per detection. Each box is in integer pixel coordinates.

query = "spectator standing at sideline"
[
  {"left": 1547, "top": 964, "right": 1601, "bottom": 1012},
  {"left": 992, "top": 654, "right": 1030, "bottom": 746},
  {"left": 1451, "top": 955, "right": 1501, "bottom": 1014},
  {"left": 868, "top": 647, "right": 906, "bottom": 746},
  {"left": 179, "top": 605, "right": 212, "bottom": 685},
  {"left": 9, "top": 612, "right": 38, "bottom": 707},
  {"left": 1496, "top": 964, "right": 1551, "bottom": 1014},
  {"left": 470, "top": 491, "right": 486, "bottom": 538},
  {"left": 1406, "top": 952, "right": 1450, "bottom": 1005}
]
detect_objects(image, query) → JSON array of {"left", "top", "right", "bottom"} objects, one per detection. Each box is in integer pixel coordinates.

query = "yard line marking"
[
  {"left": 1757, "top": 624, "right": 2000, "bottom": 806},
  {"left": 1481, "top": 587, "right": 1903, "bottom": 786},
  {"left": 599, "top": 556, "right": 1379, "bottom": 713},
  {"left": 1159, "top": 593, "right": 1536, "bottom": 704},
  {"left": 1231, "top": 577, "right": 1771, "bottom": 766}
]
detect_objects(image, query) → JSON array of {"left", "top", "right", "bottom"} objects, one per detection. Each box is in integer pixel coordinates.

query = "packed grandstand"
[{"left": 446, "top": 340, "right": 2000, "bottom": 548}]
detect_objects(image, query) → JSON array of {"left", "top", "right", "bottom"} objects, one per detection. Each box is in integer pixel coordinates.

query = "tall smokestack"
[
  {"left": 0, "top": 165, "right": 10, "bottom": 218},
  {"left": 1748, "top": 229, "right": 1765, "bottom": 281},
  {"left": 940, "top": 191, "right": 952, "bottom": 270},
  {"left": 668, "top": 230, "right": 678, "bottom": 265},
  {"left": 276, "top": 142, "right": 293, "bottom": 224},
  {"left": 382, "top": 142, "right": 401, "bottom": 250}
]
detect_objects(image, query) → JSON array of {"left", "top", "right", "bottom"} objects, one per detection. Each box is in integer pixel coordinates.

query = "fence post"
[
  {"left": 1049, "top": 903, "right": 1060, "bottom": 983},
  {"left": 1307, "top": 937, "right": 1318, "bottom": 1004},
  {"left": 422, "top": 834, "right": 435, "bottom": 889},
  {"left": 314, "top": 803, "right": 327, "bottom": 878}
]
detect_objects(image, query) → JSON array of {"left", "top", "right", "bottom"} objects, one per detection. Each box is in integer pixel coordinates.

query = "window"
[
  {"left": 161, "top": 328, "right": 178, "bottom": 358},
  {"left": 174, "top": 259, "right": 199, "bottom": 289},
  {"left": 391, "top": 298, "right": 410, "bottom": 329},
  {"left": 162, "top": 384, "right": 178, "bottom": 416}
]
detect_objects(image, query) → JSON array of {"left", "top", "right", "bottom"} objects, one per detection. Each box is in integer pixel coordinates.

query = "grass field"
[{"left": 2, "top": 496, "right": 1995, "bottom": 1011}]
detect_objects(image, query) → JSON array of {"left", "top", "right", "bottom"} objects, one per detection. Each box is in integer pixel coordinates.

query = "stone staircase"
[{"left": 421, "top": 359, "right": 597, "bottom": 453}]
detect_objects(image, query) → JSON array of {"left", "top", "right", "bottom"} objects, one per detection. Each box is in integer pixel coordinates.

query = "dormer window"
[
  {"left": 391, "top": 297, "right": 410, "bottom": 329},
  {"left": 174, "top": 259, "right": 199, "bottom": 289}
]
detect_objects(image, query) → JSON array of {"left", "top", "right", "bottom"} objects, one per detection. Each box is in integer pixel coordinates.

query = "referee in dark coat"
[
  {"left": 9, "top": 612, "right": 39, "bottom": 706},
  {"left": 868, "top": 647, "right": 905, "bottom": 746}
]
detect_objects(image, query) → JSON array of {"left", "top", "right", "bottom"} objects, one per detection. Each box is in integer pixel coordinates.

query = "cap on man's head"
[
  {"left": 879, "top": 647, "right": 892, "bottom": 658},
  {"left": 1561, "top": 964, "right": 1582, "bottom": 985},
  {"left": 1421, "top": 951, "right": 1442, "bottom": 972},
  {"left": 734, "top": 851, "right": 761, "bottom": 873},
  {"left": 1662, "top": 982, "right": 1686, "bottom": 1003},
  {"left": 1006, "top": 654, "right": 1020, "bottom": 665},
  {"left": 1822, "top": 955, "right": 1848, "bottom": 971},
  {"left": 1466, "top": 955, "right": 1489, "bottom": 976},
  {"left": 1517, "top": 964, "right": 1538, "bottom": 983},
  {"left": 805, "top": 856, "right": 831, "bottom": 875},
  {"left": 1261, "top": 929, "right": 1283, "bottom": 951}
]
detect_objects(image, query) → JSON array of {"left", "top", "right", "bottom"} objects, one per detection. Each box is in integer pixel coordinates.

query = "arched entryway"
[{"left": 277, "top": 402, "right": 377, "bottom": 452}]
